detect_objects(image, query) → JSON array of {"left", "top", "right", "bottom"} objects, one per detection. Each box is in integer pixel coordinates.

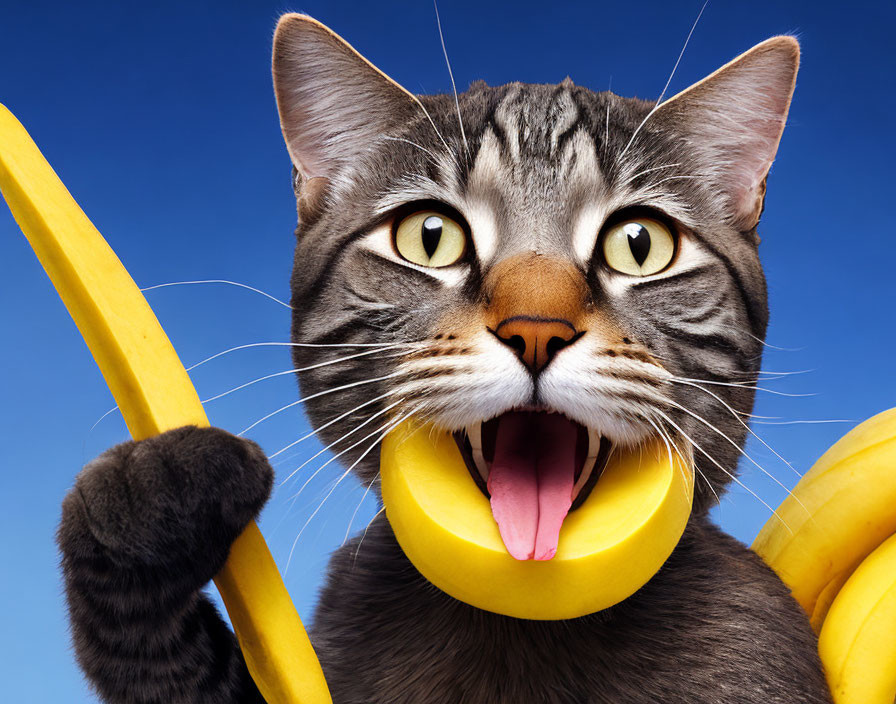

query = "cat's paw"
[{"left": 60, "top": 426, "right": 273, "bottom": 583}]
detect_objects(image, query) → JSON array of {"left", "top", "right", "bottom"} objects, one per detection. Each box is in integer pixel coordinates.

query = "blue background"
[{"left": 1, "top": 1, "right": 894, "bottom": 700}]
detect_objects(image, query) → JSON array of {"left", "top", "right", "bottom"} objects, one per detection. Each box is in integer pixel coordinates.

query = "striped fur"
[
  {"left": 56, "top": 16, "right": 829, "bottom": 704},
  {"left": 287, "top": 77, "right": 771, "bottom": 510}
]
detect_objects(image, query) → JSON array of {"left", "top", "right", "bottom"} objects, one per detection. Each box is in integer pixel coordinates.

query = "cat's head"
[{"left": 272, "top": 14, "right": 798, "bottom": 519}]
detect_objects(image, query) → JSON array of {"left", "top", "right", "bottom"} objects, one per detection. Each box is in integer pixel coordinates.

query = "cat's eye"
[
  {"left": 394, "top": 210, "right": 466, "bottom": 268},
  {"left": 601, "top": 217, "right": 676, "bottom": 276}
]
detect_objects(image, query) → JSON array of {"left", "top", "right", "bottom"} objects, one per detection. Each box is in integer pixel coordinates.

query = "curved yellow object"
[
  {"left": 8, "top": 93, "right": 895, "bottom": 702},
  {"left": 817, "top": 532, "right": 896, "bottom": 704},
  {"left": 0, "top": 104, "right": 330, "bottom": 704},
  {"left": 752, "top": 407, "right": 896, "bottom": 629},
  {"left": 753, "top": 408, "right": 896, "bottom": 704},
  {"left": 381, "top": 420, "right": 693, "bottom": 620}
]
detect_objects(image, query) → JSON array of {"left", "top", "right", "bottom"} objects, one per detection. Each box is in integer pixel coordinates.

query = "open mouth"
[{"left": 454, "top": 411, "right": 612, "bottom": 562}]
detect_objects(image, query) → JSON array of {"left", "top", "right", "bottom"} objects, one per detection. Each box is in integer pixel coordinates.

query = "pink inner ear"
[
  {"left": 653, "top": 38, "right": 798, "bottom": 230},
  {"left": 272, "top": 15, "right": 418, "bottom": 181},
  {"left": 726, "top": 140, "right": 778, "bottom": 228}
]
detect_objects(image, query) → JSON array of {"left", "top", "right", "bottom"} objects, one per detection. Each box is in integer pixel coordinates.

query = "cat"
[{"left": 57, "top": 13, "right": 833, "bottom": 704}]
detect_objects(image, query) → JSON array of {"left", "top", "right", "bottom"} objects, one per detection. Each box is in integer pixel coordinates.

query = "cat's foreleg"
[{"left": 57, "top": 426, "right": 271, "bottom": 704}]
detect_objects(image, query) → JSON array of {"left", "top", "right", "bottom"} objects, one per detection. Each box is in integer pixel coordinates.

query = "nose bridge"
[
  {"left": 485, "top": 253, "right": 588, "bottom": 326},
  {"left": 486, "top": 253, "right": 588, "bottom": 372}
]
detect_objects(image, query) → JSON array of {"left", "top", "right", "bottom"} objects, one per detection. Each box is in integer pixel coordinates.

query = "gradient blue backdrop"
[{"left": 1, "top": 1, "right": 894, "bottom": 700}]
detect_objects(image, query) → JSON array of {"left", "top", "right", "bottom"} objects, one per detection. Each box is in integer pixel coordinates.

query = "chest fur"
[{"left": 309, "top": 519, "right": 831, "bottom": 704}]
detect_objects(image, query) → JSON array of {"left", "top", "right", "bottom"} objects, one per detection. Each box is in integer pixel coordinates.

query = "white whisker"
[
  {"left": 622, "top": 163, "right": 682, "bottom": 187},
  {"left": 269, "top": 391, "right": 395, "bottom": 462},
  {"left": 343, "top": 471, "right": 378, "bottom": 545},
  {"left": 667, "top": 399, "right": 810, "bottom": 517},
  {"left": 141, "top": 279, "right": 293, "bottom": 309},
  {"left": 433, "top": 0, "right": 469, "bottom": 159},
  {"left": 620, "top": 0, "right": 709, "bottom": 158},
  {"left": 653, "top": 408, "right": 792, "bottom": 534},
  {"left": 675, "top": 376, "right": 815, "bottom": 398},
  {"left": 237, "top": 372, "right": 401, "bottom": 436},
  {"left": 671, "top": 377, "right": 803, "bottom": 477},
  {"left": 604, "top": 100, "right": 610, "bottom": 147},
  {"left": 285, "top": 408, "right": 414, "bottom": 572},
  {"left": 352, "top": 505, "right": 386, "bottom": 568},
  {"left": 382, "top": 136, "right": 440, "bottom": 164},
  {"left": 186, "top": 340, "right": 418, "bottom": 373},
  {"left": 279, "top": 398, "right": 405, "bottom": 487},
  {"left": 201, "top": 346, "right": 404, "bottom": 404},
  {"left": 644, "top": 415, "right": 698, "bottom": 505}
]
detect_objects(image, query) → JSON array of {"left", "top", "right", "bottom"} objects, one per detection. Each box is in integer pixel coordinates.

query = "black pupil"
[
  {"left": 625, "top": 223, "right": 651, "bottom": 266},
  {"left": 421, "top": 216, "right": 443, "bottom": 259}
]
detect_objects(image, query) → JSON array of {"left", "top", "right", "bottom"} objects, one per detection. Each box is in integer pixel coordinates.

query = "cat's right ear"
[{"left": 272, "top": 14, "right": 419, "bottom": 184}]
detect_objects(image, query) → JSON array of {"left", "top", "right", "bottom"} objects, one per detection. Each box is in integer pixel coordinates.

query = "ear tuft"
[
  {"left": 272, "top": 14, "right": 419, "bottom": 179},
  {"left": 653, "top": 36, "right": 800, "bottom": 230}
]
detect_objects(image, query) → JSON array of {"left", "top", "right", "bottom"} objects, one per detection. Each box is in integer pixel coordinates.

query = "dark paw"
[{"left": 60, "top": 426, "right": 273, "bottom": 581}]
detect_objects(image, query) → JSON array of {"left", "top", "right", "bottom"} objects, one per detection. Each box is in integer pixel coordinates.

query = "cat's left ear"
[{"left": 650, "top": 36, "right": 799, "bottom": 230}]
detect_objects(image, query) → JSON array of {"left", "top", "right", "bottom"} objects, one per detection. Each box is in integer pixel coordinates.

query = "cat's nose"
[{"left": 493, "top": 316, "right": 580, "bottom": 374}]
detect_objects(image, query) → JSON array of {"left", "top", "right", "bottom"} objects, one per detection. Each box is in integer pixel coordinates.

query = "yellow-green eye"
[
  {"left": 394, "top": 211, "right": 466, "bottom": 267},
  {"left": 601, "top": 217, "right": 676, "bottom": 276}
]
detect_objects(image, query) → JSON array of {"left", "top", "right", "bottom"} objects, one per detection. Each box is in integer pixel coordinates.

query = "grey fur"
[
  {"left": 277, "top": 18, "right": 829, "bottom": 703},
  {"left": 56, "top": 15, "right": 831, "bottom": 704}
]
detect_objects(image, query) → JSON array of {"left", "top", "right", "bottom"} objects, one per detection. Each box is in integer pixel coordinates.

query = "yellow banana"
[
  {"left": 816, "top": 532, "right": 896, "bottom": 703},
  {"left": 7, "top": 93, "right": 893, "bottom": 703},
  {"left": 753, "top": 408, "right": 896, "bottom": 704},
  {"left": 381, "top": 421, "right": 693, "bottom": 620},
  {"left": 0, "top": 104, "right": 330, "bottom": 704},
  {"left": 752, "top": 407, "right": 896, "bottom": 630}
]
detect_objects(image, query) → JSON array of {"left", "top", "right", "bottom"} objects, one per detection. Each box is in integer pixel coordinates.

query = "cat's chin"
[{"left": 453, "top": 407, "right": 612, "bottom": 510}]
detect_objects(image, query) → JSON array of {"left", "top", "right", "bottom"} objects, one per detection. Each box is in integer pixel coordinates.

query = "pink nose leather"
[{"left": 493, "top": 316, "right": 578, "bottom": 373}]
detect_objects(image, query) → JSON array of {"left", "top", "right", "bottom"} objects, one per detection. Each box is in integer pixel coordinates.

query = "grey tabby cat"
[{"left": 58, "top": 13, "right": 832, "bottom": 704}]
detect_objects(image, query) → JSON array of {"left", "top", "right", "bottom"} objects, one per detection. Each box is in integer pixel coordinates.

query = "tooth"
[
  {"left": 466, "top": 423, "right": 489, "bottom": 482},
  {"left": 467, "top": 422, "right": 482, "bottom": 452},
  {"left": 472, "top": 448, "right": 489, "bottom": 482},
  {"left": 573, "top": 428, "right": 603, "bottom": 500}
]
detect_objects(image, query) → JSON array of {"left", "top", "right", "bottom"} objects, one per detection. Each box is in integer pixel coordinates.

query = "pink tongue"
[{"left": 487, "top": 412, "right": 577, "bottom": 561}]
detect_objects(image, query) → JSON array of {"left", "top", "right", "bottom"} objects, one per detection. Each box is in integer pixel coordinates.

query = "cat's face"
[{"left": 273, "top": 15, "right": 798, "bottom": 518}]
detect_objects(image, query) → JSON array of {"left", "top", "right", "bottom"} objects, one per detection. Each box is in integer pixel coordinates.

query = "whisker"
[
  {"left": 671, "top": 377, "right": 803, "bottom": 477},
  {"left": 285, "top": 408, "right": 415, "bottom": 571},
  {"left": 186, "top": 340, "right": 419, "bottom": 373},
  {"left": 651, "top": 174, "right": 704, "bottom": 186},
  {"left": 649, "top": 415, "right": 714, "bottom": 506},
  {"left": 727, "top": 326, "right": 804, "bottom": 352},
  {"left": 89, "top": 343, "right": 413, "bottom": 431},
  {"left": 652, "top": 408, "right": 793, "bottom": 534},
  {"left": 201, "top": 345, "right": 405, "bottom": 404},
  {"left": 141, "top": 279, "right": 293, "bottom": 309},
  {"left": 644, "top": 415, "right": 699, "bottom": 505},
  {"left": 674, "top": 375, "right": 816, "bottom": 398},
  {"left": 343, "top": 471, "right": 378, "bottom": 546},
  {"left": 352, "top": 505, "right": 386, "bottom": 568},
  {"left": 604, "top": 100, "right": 610, "bottom": 147},
  {"left": 751, "top": 418, "right": 855, "bottom": 425},
  {"left": 89, "top": 405, "right": 120, "bottom": 434},
  {"left": 279, "top": 398, "right": 405, "bottom": 488},
  {"left": 238, "top": 371, "right": 401, "bottom": 436},
  {"left": 268, "top": 391, "right": 395, "bottom": 462},
  {"left": 382, "top": 136, "right": 441, "bottom": 164},
  {"left": 620, "top": 0, "right": 709, "bottom": 158},
  {"left": 433, "top": 0, "right": 470, "bottom": 159},
  {"left": 667, "top": 399, "right": 810, "bottom": 517},
  {"left": 622, "top": 163, "right": 682, "bottom": 187}
]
